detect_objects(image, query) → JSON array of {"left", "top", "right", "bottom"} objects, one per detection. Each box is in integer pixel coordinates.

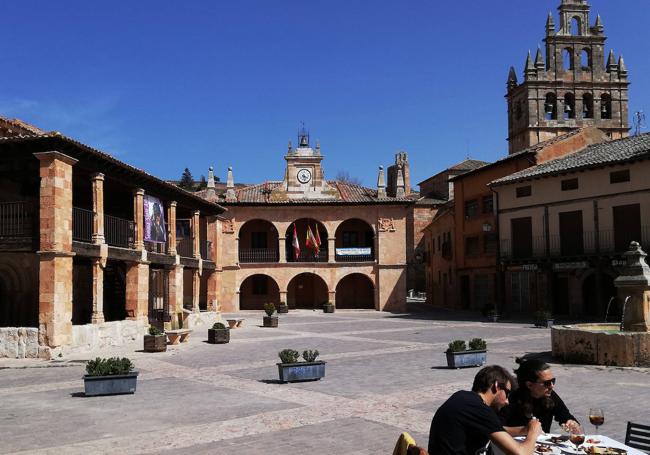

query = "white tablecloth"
[{"left": 490, "top": 434, "right": 646, "bottom": 455}]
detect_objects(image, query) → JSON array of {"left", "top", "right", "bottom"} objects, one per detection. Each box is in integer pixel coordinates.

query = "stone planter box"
[
  {"left": 263, "top": 316, "right": 278, "bottom": 328},
  {"left": 83, "top": 372, "right": 139, "bottom": 396},
  {"left": 208, "top": 328, "right": 230, "bottom": 344},
  {"left": 278, "top": 304, "right": 289, "bottom": 314},
  {"left": 277, "top": 361, "right": 326, "bottom": 383},
  {"left": 446, "top": 350, "right": 487, "bottom": 368},
  {"left": 323, "top": 305, "right": 335, "bottom": 313},
  {"left": 143, "top": 334, "right": 167, "bottom": 352}
]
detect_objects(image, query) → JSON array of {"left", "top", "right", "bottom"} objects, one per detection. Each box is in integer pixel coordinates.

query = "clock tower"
[{"left": 282, "top": 127, "right": 337, "bottom": 200}]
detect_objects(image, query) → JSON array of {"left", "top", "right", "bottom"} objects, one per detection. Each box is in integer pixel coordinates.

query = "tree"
[
  {"left": 179, "top": 168, "right": 194, "bottom": 190},
  {"left": 335, "top": 170, "right": 362, "bottom": 185},
  {"left": 197, "top": 175, "right": 207, "bottom": 190}
]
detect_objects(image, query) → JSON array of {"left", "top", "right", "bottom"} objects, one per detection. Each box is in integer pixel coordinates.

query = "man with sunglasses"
[
  {"left": 500, "top": 358, "right": 581, "bottom": 434},
  {"left": 428, "top": 365, "right": 542, "bottom": 454}
]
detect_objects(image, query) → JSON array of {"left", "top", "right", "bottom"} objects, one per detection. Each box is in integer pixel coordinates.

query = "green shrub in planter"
[
  {"left": 468, "top": 338, "right": 487, "bottom": 351},
  {"left": 212, "top": 322, "right": 227, "bottom": 330},
  {"left": 278, "top": 349, "right": 300, "bottom": 364},
  {"left": 144, "top": 326, "right": 167, "bottom": 352},
  {"left": 148, "top": 326, "right": 163, "bottom": 336},
  {"left": 86, "top": 357, "right": 134, "bottom": 376},
  {"left": 84, "top": 357, "right": 138, "bottom": 396},
  {"left": 447, "top": 340, "right": 467, "bottom": 353},
  {"left": 208, "top": 322, "right": 230, "bottom": 344},
  {"left": 302, "top": 349, "right": 320, "bottom": 362},
  {"left": 264, "top": 303, "right": 276, "bottom": 317}
]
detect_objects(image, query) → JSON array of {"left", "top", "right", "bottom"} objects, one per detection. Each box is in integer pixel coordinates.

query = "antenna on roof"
[{"left": 633, "top": 111, "right": 646, "bottom": 136}]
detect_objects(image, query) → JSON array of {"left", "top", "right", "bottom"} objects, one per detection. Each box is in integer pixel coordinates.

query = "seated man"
[{"left": 428, "top": 365, "right": 541, "bottom": 455}]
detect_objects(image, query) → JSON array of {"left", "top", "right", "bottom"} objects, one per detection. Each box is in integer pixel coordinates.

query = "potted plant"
[
  {"left": 143, "top": 325, "right": 167, "bottom": 352},
  {"left": 83, "top": 357, "right": 138, "bottom": 396},
  {"left": 263, "top": 303, "right": 278, "bottom": 327},
  {"left": 534, "top": 309, "right": 554, "bottom": 328},
  {"left": 323, "top": 301, "right": 335, "bottom": 313},
  {"left": 487, "top": 309, "right": 499, "bottom": 322},
  {"left": 208, "top": 322, "right": 230, "bottom": 344},
  {"left": 277, "top": 348, "right": 326, "bottom": 383},
  {"left": 445, "top": 338, "right": 487, "bottom": 369},
  {"left": 278, "top": 301, "right": 289, "bottom": 314}
]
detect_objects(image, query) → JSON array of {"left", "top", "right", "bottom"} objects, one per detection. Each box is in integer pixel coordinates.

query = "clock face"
[{"left": 297, "top": 168, "right": 312, "bottom": 184}]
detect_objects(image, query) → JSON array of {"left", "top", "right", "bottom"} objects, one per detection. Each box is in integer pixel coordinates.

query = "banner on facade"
[
  {"left": 552, "top": 261, "right": 588, "bottom": 271},
  {"left": 336, "top": 247, "right": 371, "bottom": 256},
  {"left": 144, "top": 195, "right": 166, "bottom": 243}
]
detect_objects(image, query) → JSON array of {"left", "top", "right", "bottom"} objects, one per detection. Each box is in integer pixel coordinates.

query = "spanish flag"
[
  {"left": 292, "top": 223, "right": 300, "bottom": 259},
  {"left": 306, "top": 224, "right": 318, "bottom": 255}
]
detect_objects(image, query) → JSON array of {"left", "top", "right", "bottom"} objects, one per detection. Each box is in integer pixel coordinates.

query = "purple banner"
[{"left": 144, "top": 195, "right": 166, "bottom": 243}]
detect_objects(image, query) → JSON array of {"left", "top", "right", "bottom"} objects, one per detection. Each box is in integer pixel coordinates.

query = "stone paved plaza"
[{"left": 1, "top": 310, "right": 649, "bottom": 454}]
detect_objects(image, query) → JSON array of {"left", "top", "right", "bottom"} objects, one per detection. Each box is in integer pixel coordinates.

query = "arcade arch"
[
  {"left": 239, "top": 274, "right": 280, "bottom": 310},
  {"left": 287, "top": 273, "right": 328, "bottom": 309},
  {"left": 336, "top": 273, "right": 375, "bottom": 309}
]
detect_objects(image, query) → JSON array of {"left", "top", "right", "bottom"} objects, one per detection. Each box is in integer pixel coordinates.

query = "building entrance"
[
  {"left": 288, "top": 273, "right": 328, "bottom": 309},
  {"left": 336, "top": 274, "right": 374, "bottom": 309}
]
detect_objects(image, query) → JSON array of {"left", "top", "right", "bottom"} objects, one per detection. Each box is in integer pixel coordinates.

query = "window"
[
  {"left": 252, "top": 275, "right": 268, "bottom": 295},
  {"left": 559, "top": 211, "right": 584, "bottom": 256},
  {"left": 582, "top": 93, "right": 594, "bottom": 119},
  {"left": 251, "top": 232, "right": 267, "bottom": 249},
  {"left": 601, "top": 93, "right": 612, "bottom": 119},
  {"left": 613, "top": 204, "right": 641, "bottom": 252},
  {"left": 342, "top": 231, "right": 358, "bottom": 247},
  {"left": 511, "top": 217, "right": 533, "bottom": 259},
  {"left": 581, "top": 49, "right": 591, "bottom": 70},
  {"left": 465, "top": 236, "right": 480, "bottom": 256},
  {"left": 610, "top": 169, "right": 630, "bottom": 184},
  {"left": 563, "top": 48, "right": 573, "bottom": 71},
  {"left": 564, "top": 93, "right": 575, "bottom": 120},
  {"left": 484, "top": 233, "right": 498, "bottom": 255},
  {"left": 482, "top": 195, "right": 494, "bottom": 214},
  {"left": 544, "top": 93, "right": 557, "bottom": 120},
  {"left": 516, "top": 186, "right": 532, "bottom": 198},
  {"left": 465, "top": 199, "right": 479, "bottom": 219},
  {"left": 561, "top": 178, "right": 579, "bottom": 191},
  {"left": 571, "top": 17, "right": 582, "bottom": 36}
]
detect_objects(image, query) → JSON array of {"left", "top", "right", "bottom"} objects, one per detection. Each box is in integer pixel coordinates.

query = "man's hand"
[
  {"left": 526, "top": 418, "right": 542, "bottom": 440},
  {"left": 563, "top": 420, "right": 582, "bottom": 434}
]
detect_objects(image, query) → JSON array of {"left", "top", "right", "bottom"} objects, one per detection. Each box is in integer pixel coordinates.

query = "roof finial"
[
  {"left": 396, "top": 165, "right": 405, "bottom": 198},
  {"left": 225, "top": 166, "right": 236, "bottom": 202},
  {"left": 377, "top": 166, "right": 386, "bottom": 198},
  {"left": 207, "top": 166, "right": 215, "bottom": 189},
  {"left": 524, "top": 51, "right": 536, "bottom": 79},
  {"left": 618, "top": 55, "right": 627, "bottom": 76},
  {"left": 534, "top": 46, "right": 545, "bottom": 70}
]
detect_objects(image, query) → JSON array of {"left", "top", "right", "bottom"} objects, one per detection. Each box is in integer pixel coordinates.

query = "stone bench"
[
  {"left": 165, "top": 329, "right": 193, "bottom": 345},
  {"left": 226, "top": 318, "right": 245, "bottom": 329}
]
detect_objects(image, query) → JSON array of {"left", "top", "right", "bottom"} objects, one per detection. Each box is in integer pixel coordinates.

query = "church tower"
[{"left": 506, "top": 0, "right": 629, "bottom": 154}]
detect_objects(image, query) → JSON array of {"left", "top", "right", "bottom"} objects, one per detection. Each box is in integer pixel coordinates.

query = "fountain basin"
[{"left": 552, "top": 323, "right": 650, "bottom": 367}]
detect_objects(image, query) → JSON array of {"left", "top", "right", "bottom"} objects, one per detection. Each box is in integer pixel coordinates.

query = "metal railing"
[
  {"left": 105, "top": 214, "right": 134, "bottom": 248},
  {"left": 176, "top": 238, "right": 193, "bottom": 257},
  {"left": 500, "top": 236, "right": 546, "bottom": 260},
  {"left": 72, "top": 207, "right": 93, "bottom": 242},
  {"left": 335, "top": 251, "right": 374, "bottom": 262},
  {"left": 287, "top": 248, "right": 328, "bottom": 263},
  {"left": 0, "top": 201, "right": 33, "bottom": 237},
  {"left": 239, "top": 248, "right": 278, "bottom": 263}
]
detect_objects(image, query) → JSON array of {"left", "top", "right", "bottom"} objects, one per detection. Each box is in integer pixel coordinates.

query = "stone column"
[
  {"left": 91, "top": 173, "right": 105, "bottom": 245},
  {"left": 91, "top": 258, "right": 105, "bottom": 323},
  {"left": 167, "top": 201, "right": 177, "bottom": 255},
  {"left": 280, "top": 290, "right": 288, "bottom": 306},
  {"left": 328, "top": 237, "right": 336, "bottom": 263},
  {"left": 34, "top": 151, "right": 77, "bottom": 348},
  {"left": 168, "top": 265, "right": 184, "bottom": 327},
  {"left": 278, "top": 237, "right": 286, "bottom": 262},
  {"left": 328, "top": 290, "right": 336, "bottom": 306},
  {"left": 125, "top": 262, "right": 149, "bottom": 321},
  {"left": 206, "top": 270, "right": 218, "bottom": 312},
  {"left": 192, "top": 269, "right": 201, "bottom": 313},
  {"left": 192, "top": 210, "right": 201, "bottom": 259},
  {"left": 133, "top": 189, "right": 145, "bottom": 251},
  {"left": 206, "top": 216, "right": 218, "bottom": 262}
]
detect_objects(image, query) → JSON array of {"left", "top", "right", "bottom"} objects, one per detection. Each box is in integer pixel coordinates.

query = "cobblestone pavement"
[{"left": 1, "top": 310, "right": 649, "bottom": 454}]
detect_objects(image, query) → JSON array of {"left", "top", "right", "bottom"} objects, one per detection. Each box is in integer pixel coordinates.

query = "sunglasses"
[
  {"left": 497, "top": 382, "right": 512, "bottom": 398},
  {"left": 536, "top": 378, "right": 557, "bottom": 387}
]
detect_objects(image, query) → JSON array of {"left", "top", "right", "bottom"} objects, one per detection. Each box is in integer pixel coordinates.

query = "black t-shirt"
[
  {"left": 500, "top": 389, "right": 577, "bottom": 433},
  {"left": 428, "top": 390, "right": 505, "bottom": 455}
]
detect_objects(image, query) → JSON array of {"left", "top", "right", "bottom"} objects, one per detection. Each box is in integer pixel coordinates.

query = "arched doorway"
[
  {"left": 336, "top": 274, "right": 374, "bottom": 309},
  {"left": 0, "top": 259, "right": 38, "bottom": 328},
  {"left": 335, "top": 219, "right": 374, "bottom": 262},
  {"left": 104, "top": 261, "right": 127, "bottom": 322},
  {"left": 287, "top": 273, "right": 328, "bottom": 309},
  {"left": 238, "top": 219, "right": 279, "bottom": 263},
  {"left": 240, "top": 274, "right": 280, "bottom": 310},
  {"left": 285, "top": 219, "right": 328, "bottom": 262}
]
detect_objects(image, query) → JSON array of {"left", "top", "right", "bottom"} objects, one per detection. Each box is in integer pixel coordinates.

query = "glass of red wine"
[
  {"left": 569, "top": 431, "right": 585, "bottom": 450},
  {"left": 589, "top": 408, "right": 605, "bottom": 434}
]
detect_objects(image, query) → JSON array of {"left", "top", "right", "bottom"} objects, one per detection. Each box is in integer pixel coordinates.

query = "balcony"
[
  {"left": 500, "top": 236, "right": 546, "bottom": 260},
  {"left": 72, "top": 207, "right": 93, "bottom": 242},
  {"left": 176, "top": 238, "right": 193, "bottom": 258},
  {"left": 0, "top": 201, "right": 34, "bottom": 238},
  {"left": 288, "top": 248, "right": 328, "bottom": 263},
  {"left": 105, "top": 214, "right": 134, "bottom": 248},
  {"left": 239, "top": 248, "right": 278, "bottom": 263},
  {"left": 201, "top": 240, "right": 213, "bottom": 261}
]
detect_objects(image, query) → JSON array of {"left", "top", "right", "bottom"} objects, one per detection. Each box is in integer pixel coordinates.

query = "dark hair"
[
  {"left": 472, "top": 365, "right": 517, "bottom": 393},
  {"left": 153, "top": 203, "right": 162, "bottom": 218},
  {"left": 513, "top": 357, "right": 554, "bottom": 416}
]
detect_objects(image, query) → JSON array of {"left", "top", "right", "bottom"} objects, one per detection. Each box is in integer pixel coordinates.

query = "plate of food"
[
  {"left": 535, "top": 443, "right": 560, "bottom": 454},
  {"left": 583, "top": 447, "right": 627, "bottom": 455},
  {"left": 539, "top": 435, "right": 570, "bottom": 445}
]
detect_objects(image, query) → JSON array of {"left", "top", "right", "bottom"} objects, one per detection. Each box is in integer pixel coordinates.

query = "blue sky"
[{"left": 2, "top": 1, "right": 649, "bottom": 187}]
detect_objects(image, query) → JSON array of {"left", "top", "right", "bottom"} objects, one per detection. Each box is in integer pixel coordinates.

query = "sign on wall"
[
  {"left": 144, "top": 195, "right": 166, "bottom": 243},
  {"left": 336, "top": 248, "right": 372, "bottom": 256}
]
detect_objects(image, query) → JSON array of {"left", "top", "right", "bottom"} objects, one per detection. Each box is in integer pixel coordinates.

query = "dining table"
[{"left": 489, "top": 433, "right": 646, "bottom": 455}]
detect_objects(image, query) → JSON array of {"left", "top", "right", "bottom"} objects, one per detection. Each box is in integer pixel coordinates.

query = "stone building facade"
[
  {"left": 0, "top": 118, "right": 224, "bottom": 358},
  {"left": 507, "top": 0, "right": 629, "bottom": 154},
  {"left": 198, "top": 131, "right": 420, "bottom": 312}
]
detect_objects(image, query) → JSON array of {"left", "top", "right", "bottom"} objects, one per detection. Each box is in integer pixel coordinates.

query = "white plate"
[
  {"left": 535, "top": 445, "right": 561, "bottom": 454},
  {"left": 560, "top": 446, "right": 587, "bottom": 454}
]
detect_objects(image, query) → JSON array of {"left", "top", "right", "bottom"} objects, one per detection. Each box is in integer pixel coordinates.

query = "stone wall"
[
  {"left": 0, "top": 328, "right": 43, "bottom": 358},
  {"left": 69, "top": 319, "right": 148, "bottom": 354}
]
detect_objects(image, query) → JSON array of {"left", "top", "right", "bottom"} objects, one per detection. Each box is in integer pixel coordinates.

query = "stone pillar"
[
  {"left": 192, "top": 210, "right": 201, "bottom": 259},
  {"left": 167, "top": 201, "right": 177, "bottom": 255},
  {"left": 125, "top": 262, "right": 149, "bottom": 321},
  {"left": 34, "top": 151, "right": 77, "bottom": 348},
  {"left": 206, "top": 270, "right": 218, "bottom": 312},
  {"left": 133, "top": 189, "right": 145, "bottom": 251},
  {"left": 280, "top": 290, "right": 288, "bottom": 306},
  {"left": 278, "top": 237, "right": 286, "bottom": 262},
  {"left": 168, "top": 265, "right": 184, "bottom": 323},
  {"left": 328, "top": 290, "right": 336, "bottom": 306},
  {"left": 192, "top": 269, "right": 201, "bottom": 313},
  {"left": 91, "top": 258, "right": 105, "bottom": 323},
  {"left": 91, "top": 173, "right": 105, "bottom": 245},
  {"left": 328, "top": 237, "right": 336, "bottom": 263},
  {"left": 206, "top": 216, "right": 218, "bottom": 262}
]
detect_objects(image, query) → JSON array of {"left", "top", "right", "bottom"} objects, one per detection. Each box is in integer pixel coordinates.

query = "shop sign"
[
  {"left": 611, "top": 259, "right": 626, "bottom": 267},
  {"left": 507, "top": 264, "right": 538, "bottom": 272},
  {"left": 553, "top": 261, "right": 588, "bottom": 271}
]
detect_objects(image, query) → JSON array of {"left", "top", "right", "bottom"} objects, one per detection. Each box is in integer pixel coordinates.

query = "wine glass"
[
  {"left": 569, "top": 432, "right": 585, "bottom": 451},
  {"left": 589, "top": 408, "right": 604, "bottom": 434}
]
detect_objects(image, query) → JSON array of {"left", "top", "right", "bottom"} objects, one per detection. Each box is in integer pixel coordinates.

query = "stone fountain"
[{"left": 552, "top": 241, "right": 650, "bottom": 366}]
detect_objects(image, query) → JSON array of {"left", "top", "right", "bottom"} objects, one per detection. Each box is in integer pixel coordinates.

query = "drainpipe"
[{"left": 490, "top": 186, "right": 503, "bottom": 316}]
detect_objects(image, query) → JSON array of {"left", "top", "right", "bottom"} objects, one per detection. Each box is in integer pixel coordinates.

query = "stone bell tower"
[{"left": 506, "top": 0, "right": 629, "bottom": 154}]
